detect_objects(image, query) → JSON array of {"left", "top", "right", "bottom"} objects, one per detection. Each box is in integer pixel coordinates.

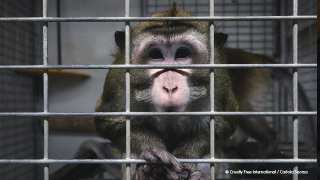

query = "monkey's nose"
[{"left": 163, "top": 86, "right": 178, "bottom": 96}]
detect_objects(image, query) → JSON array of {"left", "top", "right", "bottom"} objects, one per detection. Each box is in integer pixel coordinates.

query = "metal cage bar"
[
  {"left": 0, "top": 1, "right": 317, "bottom": 180},
  {"left": 0, "top": 64, "right": 317, "bottom": 69},
  {"left": 292, "top": 0, "right": 299, "bottom": 180},
  {"left": 0, "top": 111, "right": 316, "bottom": 117},
  {"left": 0, "top": 16, "right": 316, "bottom": 22},
  {"left": 209, "top": 0, "right": 215, "bottom": 179},
  {"left": 42, "top": 0, "right": 49, "bottom": 179},
  {"left": 125, "top": 0, "right": 131, "bottom": 180},
  {"left": 0, "top": 158, "right": 316, "bottom": 164}
]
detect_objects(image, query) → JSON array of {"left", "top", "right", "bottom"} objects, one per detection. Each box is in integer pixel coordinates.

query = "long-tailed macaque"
[
  {"left": 224, "top": 48, "right": 280, "bottom": 159},
  {"left": 95, "top": 3, "right": 315, "bottom": 180},
  {"left": 95, "top": 4, "right": 237, "bottom": 179}
]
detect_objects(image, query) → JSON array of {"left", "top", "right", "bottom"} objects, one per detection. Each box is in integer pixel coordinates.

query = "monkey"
[
  {"left": 224, "top": 48, "right": 316, "bottom": 161},
  {"left": 95, "top": 3, "right": 238, "bottom": 180},
  {"left": 94, "top": 3, "right": 316, "bottom": 180}
]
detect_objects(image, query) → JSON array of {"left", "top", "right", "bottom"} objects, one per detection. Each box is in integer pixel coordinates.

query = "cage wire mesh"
[
  {"left": 276, "top": 0, "right": 317, "bottom": 153},
  {"left": 0, "top": 0, "right": 43, "bottom": 179},
  {"left": 0, "top": 0, "right": 317, "bottom": 179}
]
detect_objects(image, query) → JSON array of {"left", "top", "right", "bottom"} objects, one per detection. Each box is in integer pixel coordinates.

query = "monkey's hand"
[{"left": 136, "top": 147, "right": 190, "bottom": 180}]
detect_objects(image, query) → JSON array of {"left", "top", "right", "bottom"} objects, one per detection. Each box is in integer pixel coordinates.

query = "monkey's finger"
[
  {"left": 136, "top": 164, "right": 164, "bottom": 180},
  {"left": 189, "top": 171, "right": 210, "bottom": 180},
  {"left": 163, "top": 165, "right": 181, "bottom": 180},
  {"left": 136, "top": 164, "right": 148, "bottom": 180},
  {"left": 180, "top": 170, "right": 190, "bottom": 179},
  {"left": 140, "top": 150, "right": 159, "bottom": 162},
  {"left": 150, "top": 147, "right": 183, "bottom": 172},
  {"left": 149, "top": 164, "right": 166, "bottom": 173},
  {"left": 142, "top": 164, "right": 151, "bottom": 172},
  {"left": 142, "top": 165, "right": 168, "bottom": 180}
]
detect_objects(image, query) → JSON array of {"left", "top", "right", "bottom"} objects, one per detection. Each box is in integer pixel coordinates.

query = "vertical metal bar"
[
  {"left": 292, "top": 0, "right": 298, "bottom": 180},
  {"left": 140, "top": 0, "right": 144, "bottom": 17},
  {"left": 209, "top": 0, "right": 215, "bottom": 179},
  {"left": 57, "top": 0, "right": 62, "bottom": 65},
  {"left": 43, "top": 0, "right": 49, "bottom": 180},
  {"left": 250, "top": 0, "right": 253, "bottom": 52},
  {"left": 280, "top": 0, "right": 288, "bottom": 141},
  {"left": 155, "top": 0, "right": 158, "bottom": 12},
  {"left": 195, "top": 0, "right": 198, "bottom": 15},
  {"left": 273, "top": 0, "right": 280, "bottom": 138},
  {"left": 125, "top": 0, "right": 131, "bottom": 180},
  {"left": 263, "top": 0, "right": 266, "bottom": 55},
  {"left": 236, "top": 1, "right": 239, "bottom": 49}
]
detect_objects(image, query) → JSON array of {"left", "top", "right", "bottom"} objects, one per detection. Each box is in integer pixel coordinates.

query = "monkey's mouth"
[{"left": 154, "top": 105, "right": 187, "bottom": 112}]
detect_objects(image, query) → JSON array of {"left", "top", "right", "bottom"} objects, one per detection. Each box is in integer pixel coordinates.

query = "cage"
[{"left": 0, "top": 0, "right": 317, "bottom": 179}]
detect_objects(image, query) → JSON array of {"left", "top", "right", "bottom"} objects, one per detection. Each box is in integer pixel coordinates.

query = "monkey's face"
[{"left": 131, "top": 30, "right": 210, "bottom": 113}]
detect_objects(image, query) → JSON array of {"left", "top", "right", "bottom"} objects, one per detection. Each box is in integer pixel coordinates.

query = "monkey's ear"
[
  {"left": 214, "top": 32, "right": 228, "bottom": 47},
  {"left": 115, "top": 31, "right": 125, "bottom": 49}
]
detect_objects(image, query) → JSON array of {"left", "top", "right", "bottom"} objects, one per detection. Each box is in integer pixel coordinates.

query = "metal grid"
[
  {"left": 0, "top": 0, "right": 317, "bottom": 180},
  {"left": 0, "top": 0, "right": 43, "bottom": 179},
  {"left": 273, "top": 0, "right": 317, "bottom": 152}
]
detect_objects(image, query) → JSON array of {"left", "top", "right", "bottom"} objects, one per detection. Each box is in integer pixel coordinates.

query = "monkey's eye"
[
  {"left": 149, "top": 49, "right": 163, "bottom": 59},
  {"left": 175, "top": 48, "right": 189, "bottom": 59}
]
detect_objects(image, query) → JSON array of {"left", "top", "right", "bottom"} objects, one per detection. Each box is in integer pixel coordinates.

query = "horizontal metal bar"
[
  {"left": 0, "top": 16, "right": 316, "bottom": 22},
  {"left": 0, "top": 159, "right": 316, "bottom": 164},
  {"left": 0, "top": 111, "right": 316, "bottom": 117},
  {"left": 0, "top": 64, "right": 316, "bottom": 70}
]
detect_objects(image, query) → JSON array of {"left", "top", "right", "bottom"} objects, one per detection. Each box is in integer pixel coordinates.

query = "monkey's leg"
[
  {"left": 224, "top": 126, "right": 249, "bottom": 148},
  {"left": 238, "top": 116, "right": 280, "bottom": 159}
]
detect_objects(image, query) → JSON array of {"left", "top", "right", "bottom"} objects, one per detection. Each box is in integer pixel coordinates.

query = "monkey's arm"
[
  {"left": 95, "top": 117, "right": 166, "bottom": 153},
  {"left": 172, "top": 130, "right": 210, "bottom": 170}
]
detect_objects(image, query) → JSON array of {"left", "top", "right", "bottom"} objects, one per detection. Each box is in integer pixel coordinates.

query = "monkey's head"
[{"left": 113, "top": 3, "right": 229, "bottom": 115}]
